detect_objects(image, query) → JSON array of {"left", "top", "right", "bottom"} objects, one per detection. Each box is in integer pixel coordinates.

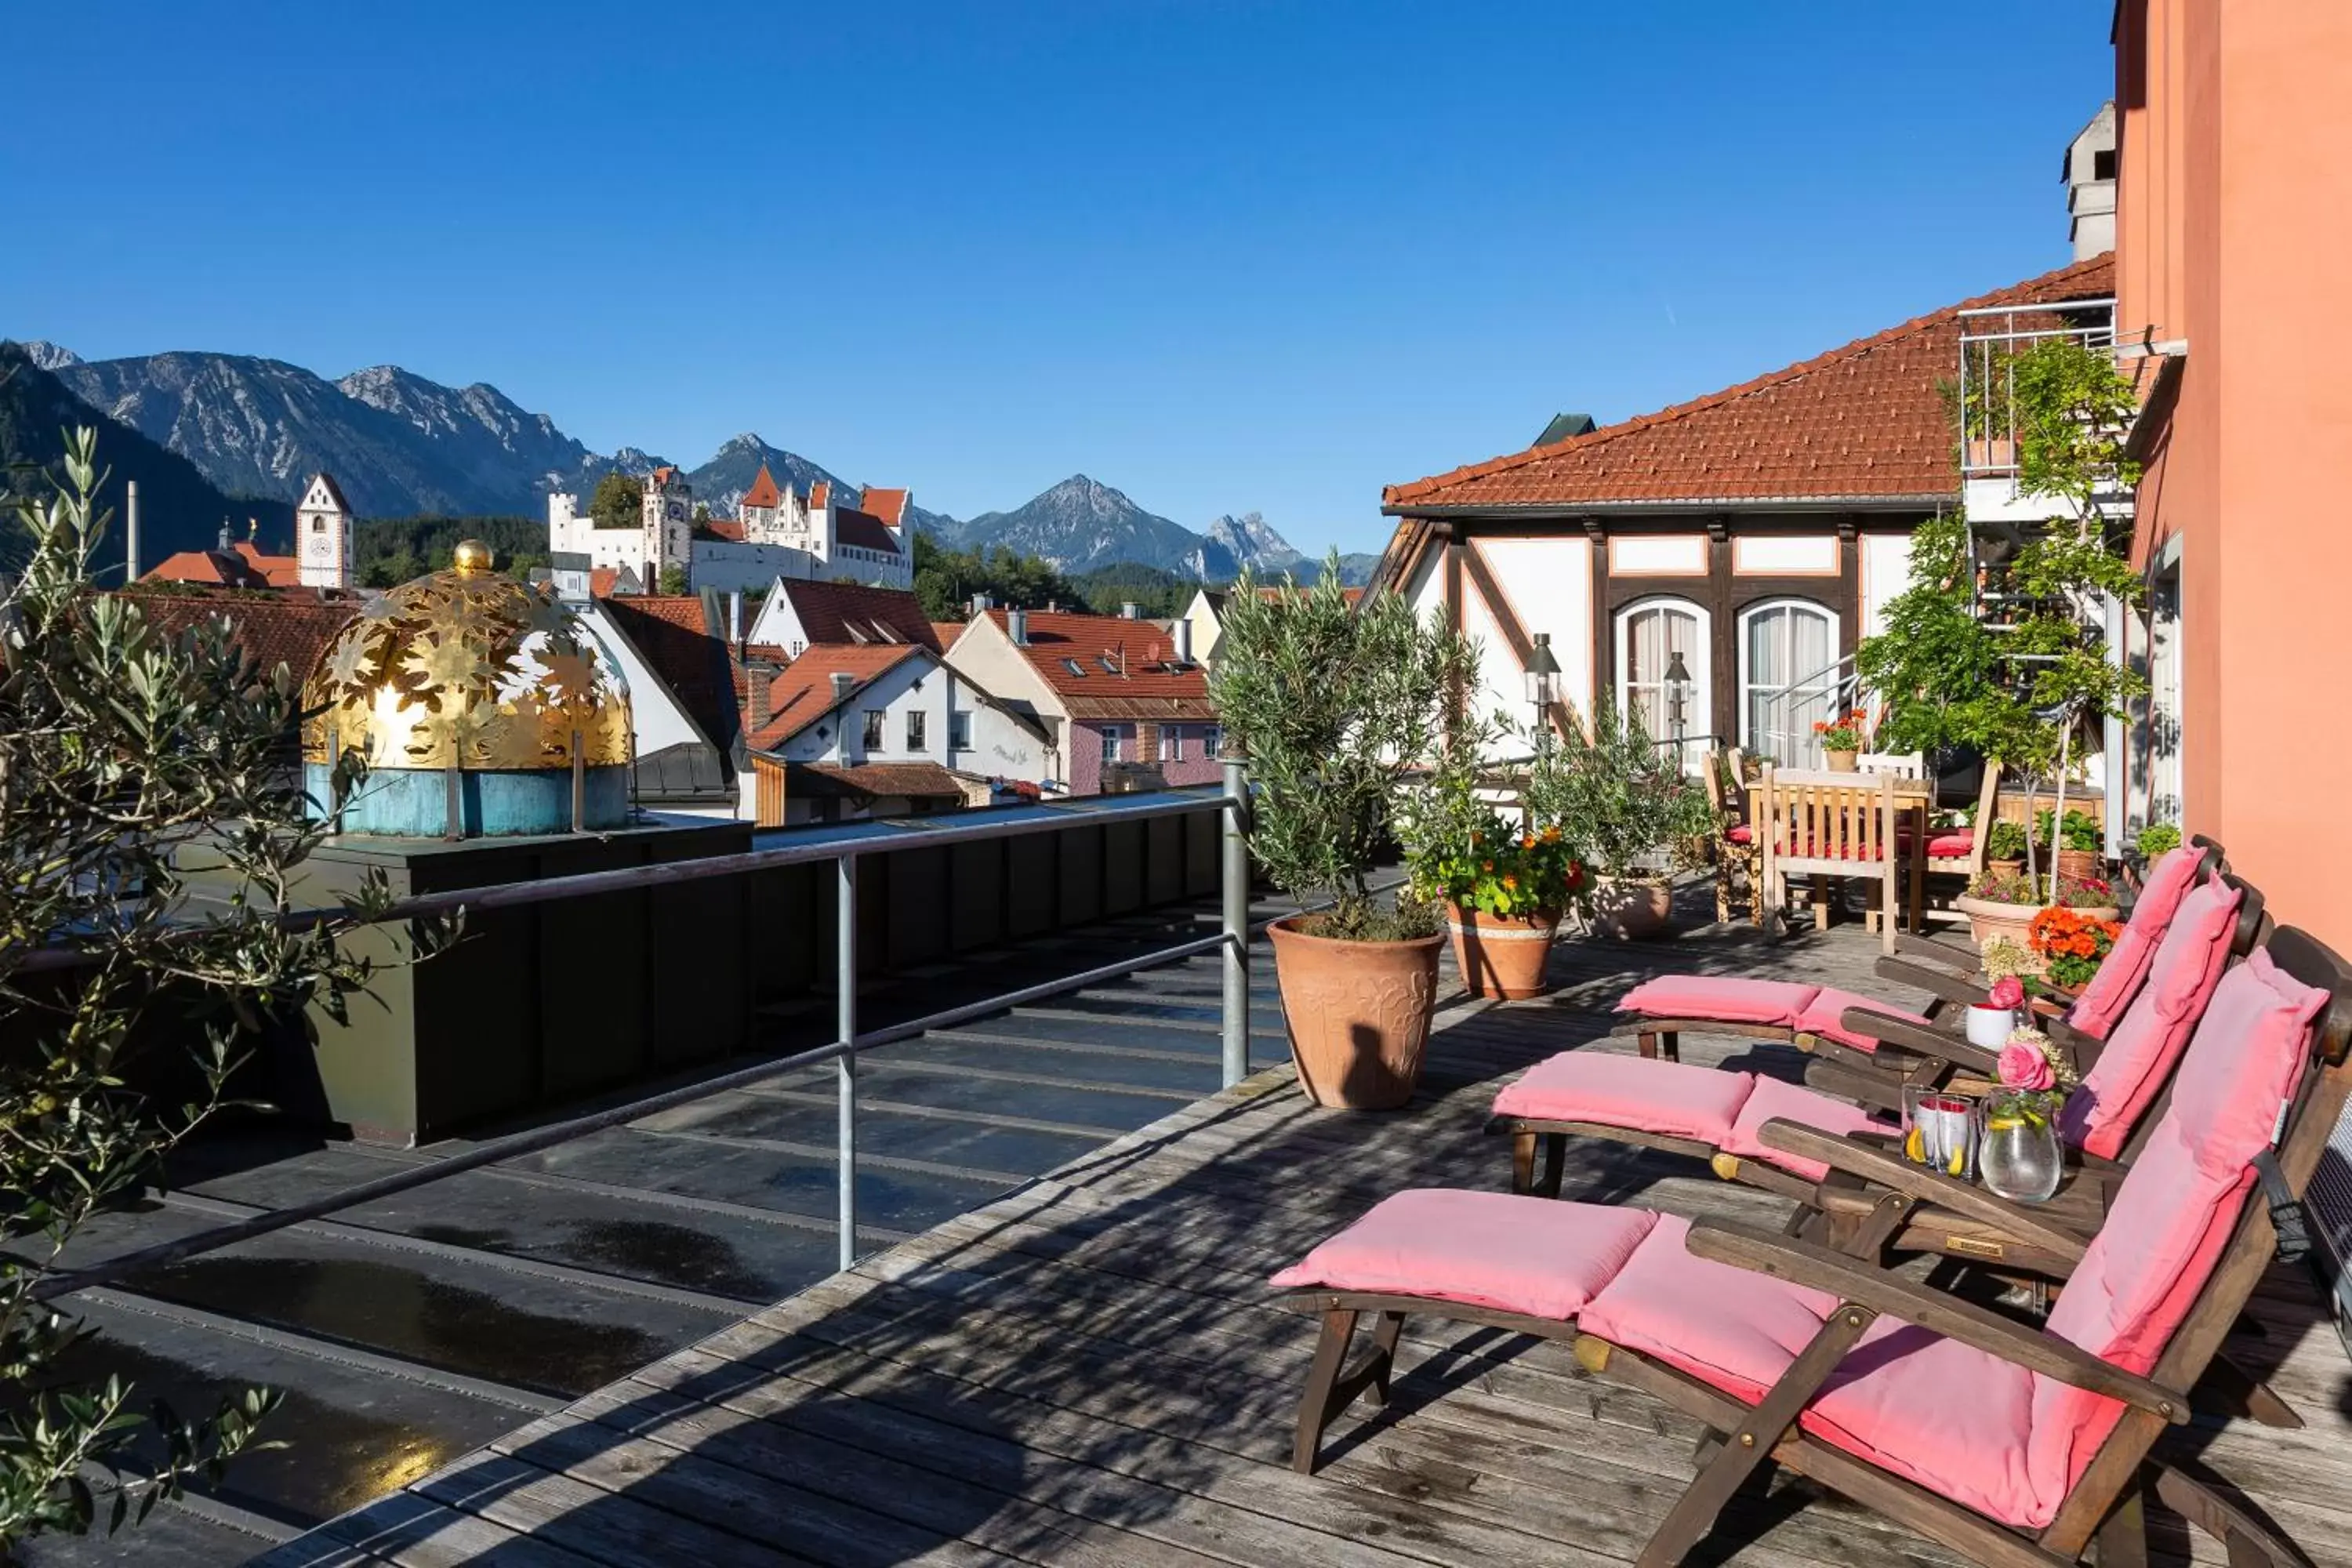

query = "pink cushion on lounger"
[
  {"left": 1269, "top": 1189, "right": 1658, "bottom": 1320},
  {"left": 2058, "top": 877, "right": 2244, "bottom": 1160},
  {"left": 1795, "top": 986, "right": 1929, "bottom": 1051},
  {"left": 1616, "top": 977, "right": 1819, "bottom": 1026},
  {"left": 1581, "top": 1215, "right": 1842, "bottom": 1405},
  {"left": 1722, "top": 1076, "right": 1891, "bottom": 1181},
  {"left": 1491, "top": 1053, "right": 1754, "bottom": 1145},
  {"left": 2068, "top": 846, "right": 2204, "bottom": 1039},
  {"left": 2031, "top": 952, "right": 2325, "bottom": 1508}
]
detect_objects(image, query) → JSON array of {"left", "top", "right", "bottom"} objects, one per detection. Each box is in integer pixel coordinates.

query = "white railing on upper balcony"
[{"left": 1955, "top": 297, "right": 2118, "bottom": 481}]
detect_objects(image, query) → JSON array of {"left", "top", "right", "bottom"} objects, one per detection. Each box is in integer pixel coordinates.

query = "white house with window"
[
  {"left": 1368, "top": 257, "right": 2118, "bottom": 779},
  {"left": 737, "top": 643, "right": 1052, "bottom": 826}
]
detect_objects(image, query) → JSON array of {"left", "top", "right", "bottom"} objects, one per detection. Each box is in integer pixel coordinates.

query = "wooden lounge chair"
[
  {"left": 1275, "top": 929, "right": 2352, "bottom": 1566},
  {"left": 1498, "top": 866, "right": 2259, "bottom": 1207}
]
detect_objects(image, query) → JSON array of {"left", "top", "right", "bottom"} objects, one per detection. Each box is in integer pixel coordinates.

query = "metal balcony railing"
[
  {"left": 22, "top": 768, "right": 1255, "bottom": 1297},
  {"left": 1955, "top": 296, "right": 2118, "bottom": 481}
]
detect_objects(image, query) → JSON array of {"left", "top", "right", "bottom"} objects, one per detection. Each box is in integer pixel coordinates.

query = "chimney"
[
  {"left": 728, "top": 590, "right": 744, "bottom": 647},
  {"left": 747, "top": 665, "right": 773, "bottom": 730},
  {"left": 1171, "top": 616, "right": 1192, "bottom": 662},
  {"left": 1120, "top": 601, "right": 1141, "bottom": 619},
  {"left": 969, "top": 591, "right": 993, "bottom": 615},
  {"left": 125, "top": 480, "right": 140, "bottom": 582},
  {"left": 831, "top": 671, "right": 858, "bottom": 700},
  {"left": 1006, "top": 608, "right": 1029, "bottom": 645},
  {"left": 218, "top": 519, "right": 234, "bottom": 552}
]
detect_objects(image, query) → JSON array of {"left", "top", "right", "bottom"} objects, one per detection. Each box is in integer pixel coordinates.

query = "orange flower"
[
  {"left": 1501, "top": 874, "right": 1518, "bottom": 890},
  {"left": 1520, "top": 834, "right": 1535, "bottom": 850},
  {"left": 1480, "top": 860, "right": 1494, "bottom": 872}
]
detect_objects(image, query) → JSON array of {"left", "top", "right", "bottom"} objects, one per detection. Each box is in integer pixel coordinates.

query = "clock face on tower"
[{"left": 666, "top": 501, "right": 685, "bottom": 521}]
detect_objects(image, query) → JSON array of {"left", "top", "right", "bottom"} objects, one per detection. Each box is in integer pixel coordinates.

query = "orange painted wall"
[{"left": 2118, "top": 0, "right": 2352, "bottom": 948}]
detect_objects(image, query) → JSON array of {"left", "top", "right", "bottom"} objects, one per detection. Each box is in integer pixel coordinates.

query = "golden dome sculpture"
[{"left": 301, "top": 542, "right": 633, "bottom": 779}]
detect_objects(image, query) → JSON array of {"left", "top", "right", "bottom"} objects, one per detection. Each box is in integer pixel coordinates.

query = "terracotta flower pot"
[
  {"left": 1955, "top": 894, "right": 2048, "bottom": 969},
  {"left": 2056, "top": 848, "right": 2101, "bottom": 884},
  {"left": 1824, "top": 749, "right": 1860, "bottom": 772},
  {"left": 1446, "top": 905, "right": 1562, "bottom": 1000},
  {"left": 1988, "top": 858, "right": 2025, "bottom": 879},
  {"left": 1267, "top": 916, "right": 1442, "bottom": 1109},
  {"left": 1592, "top": 877, "right": 1675, "bottom": 940}
]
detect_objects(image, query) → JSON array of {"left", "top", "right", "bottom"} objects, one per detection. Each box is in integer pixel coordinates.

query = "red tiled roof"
[
  {"left": 740, "top": 644, "right": 924, "bottom": 751},
  {"left": 118, "top": 589, "right": 359, "bottom": 683},
  {"left": 598, "top": 594, "right": 736, "bottom": 750},
  {"left": 833, "top": 506, "right": 902, "bottom": 556},
  {"left": 858, "top": 487, "right": 909, "bottom": 528},
  {"left": 770, "top": 580, "right": 941, "bottom": 649},
  {"left": 590, "top": 567, "right": 620, "bottom": 597},
  {"left": 809, "top": 481, "right": 831, "bottom": 510},
  {"left": 143, "top": 539, "right": 303, "bottom": 590},
  {"left": 930, "top": 621, "right": 967, "bottom": 648},
  {"left": 979, "top": 608, "right": 1214, "bottom": 719},
  {"left": 743, "top": 464, "right": 783, "bottom": 510},
  {"left": 1384, "top": 255, "right": 2115, "bottom": 513},
  {"left": 651, "top": 465, "right": 678, "bottom": 485},
  {"left": 791, "top": 760, "right": 964, "bottom": 800},
  {"left": 702, "top": 517, "right": 748, "bottom": 543}
]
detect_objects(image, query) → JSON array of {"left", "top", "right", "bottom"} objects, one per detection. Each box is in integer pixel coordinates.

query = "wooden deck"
[{"left": 252, "top": 911, "right": 2352, "bottom": 1568}]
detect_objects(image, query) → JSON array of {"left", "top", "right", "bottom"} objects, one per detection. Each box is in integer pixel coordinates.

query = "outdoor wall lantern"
[
  {"left": 1526, "top": 632, "right": 1561, "bottom": 746},
  {"left": 1664, "top": 649, "right": 1693, "bottom": 753}
]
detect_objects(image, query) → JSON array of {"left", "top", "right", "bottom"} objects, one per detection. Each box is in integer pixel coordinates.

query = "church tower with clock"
[
  {"left": 641, "top": 466, "right": 694, "bottom": 590},
  {"left": 296, "top": 473, "right": 354, "bottom": 590}
]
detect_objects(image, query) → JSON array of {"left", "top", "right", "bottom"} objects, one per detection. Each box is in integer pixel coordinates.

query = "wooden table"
[{"left": 1747, "top": 775, "right": 1933, "bottom": 938}]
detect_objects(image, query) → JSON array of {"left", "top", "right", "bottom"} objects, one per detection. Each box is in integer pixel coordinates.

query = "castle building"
[
  {"left": 295, "top": 472, "right": 354, "bottom": 590},
  {"left": 689, "top": 466, "right": 913, "bottom": 594}
]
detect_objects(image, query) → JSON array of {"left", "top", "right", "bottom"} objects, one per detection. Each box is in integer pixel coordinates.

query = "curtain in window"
[
  {"left": 1742, "top": 603, "right": 1835, "bottom": 764},
  {"left": 1622, "top": 604, "right": 1700, "bottom": 745}
]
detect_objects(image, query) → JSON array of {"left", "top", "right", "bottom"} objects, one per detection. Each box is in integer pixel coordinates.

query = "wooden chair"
[
  {"left": 1755, "top": 765, "right": 1909, "bottom": 954},
  {"left": 1701, "top": 747, "right": 1761, "bottom": 924},
  {"left": 1276, "top": 926, "right": 2352, "bottom": 1567},
  {"left": 1856, "top": 750, "right": 1926, "bottom": 779}
]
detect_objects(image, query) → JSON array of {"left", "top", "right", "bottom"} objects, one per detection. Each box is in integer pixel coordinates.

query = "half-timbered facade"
[{"left": 1374, "top": 256, "right": 2115, "bottom": 768}]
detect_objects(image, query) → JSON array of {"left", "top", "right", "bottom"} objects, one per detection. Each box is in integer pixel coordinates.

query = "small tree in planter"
[
  {"left": 1538, "top": 699, "right": 1714, "bottom": 938},
  {"left": 1208, "top": 557, "right": 1475, "bottom": 1108}
]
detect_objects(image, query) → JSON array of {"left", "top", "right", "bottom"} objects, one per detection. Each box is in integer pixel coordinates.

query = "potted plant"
[
  {"left": 1208, "top": 557, "right": 1475, "bottom": 1109},
  {"left": 2027, "top": 906, "right": 2123, "bottom": 1000},
  {"left": 1813, "top": 710, "right": 1867, "bottom": 771},
  {"left": 1982, "top": 817, "right": 2030, "bottom": 877},
  {"left": 2125, "top": 821, "right": 2181, "bottom": 892},
  {"left": 1544, "top": 700, "right": 1715, "bottom": 938},
  {"left": 1955, "top": 869, "right": 2118, "bottom": 960},
  {"left": 1400, "top": 745, "right": 1586, "bottom": 1000},
  {"left": 2035, "top": 807, "right": 2105, "bottom": 885}
]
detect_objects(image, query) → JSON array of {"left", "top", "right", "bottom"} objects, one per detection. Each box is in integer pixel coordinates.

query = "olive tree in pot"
[
  {"left": 1208, "top": 560, "right": 1475, "bottom": 1109},
  {"left": 1544, "top": 699, "right": 1715, "bottom": 938}
]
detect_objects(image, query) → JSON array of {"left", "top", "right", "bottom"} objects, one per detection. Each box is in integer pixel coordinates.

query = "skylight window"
[
  {"left": 1098, "top": 656, "right": 1119, "bottom": 675},
  {"left": 1062, "top": 657, "right": 1086, "bottom": 677}
]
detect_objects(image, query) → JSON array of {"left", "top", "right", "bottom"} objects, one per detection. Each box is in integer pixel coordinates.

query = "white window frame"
[
  {"left": 1736, "top": 597, "right": 1841, "bottom": 767},
  {"left": 1612, "top": 596, "right": 1711, "bottom": 768}
]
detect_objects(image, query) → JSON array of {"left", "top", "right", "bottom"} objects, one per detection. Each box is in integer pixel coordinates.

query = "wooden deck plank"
[{"left": 258, "top": 915, "right": 2351, "bottom": 1567}]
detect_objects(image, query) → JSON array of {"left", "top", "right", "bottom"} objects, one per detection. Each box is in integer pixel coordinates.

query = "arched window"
[
  {"left": 1613, "top": 597, "right": 1708, "bottom": 768},
  {"left": 1738, "top": 598, "right": 1840, "bottom": 765}
]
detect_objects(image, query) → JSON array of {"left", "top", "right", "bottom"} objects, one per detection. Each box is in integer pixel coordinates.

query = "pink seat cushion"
[
  {"left": 1725, "top": 822, "right": 1755, "bottom": 845},
  {"left": 2058, "top": 878, "right": 2244, "bottom": 1160},
  {"left": 1493, "top": 1053, "right": 1755, "bottom": 1145},
  {"left": 2068, "top": 846, "right": 2205, "bottom": 1038},
  {"left": 1723, "top": 1075, "right": 1892, "bottom": 1181},
  {"left": 1795, "top": 986, "right": 1929, "bottom": 1051},
  {"left": 2033, "top": 951, "right": 2327, "bottom": 1508},
  {"left": 1269, "top": 1189, "right": 1658, "bottom": 1320},
  {"left": 1580, "top": 1214, "right": 1841, "bottom": 1404},
  {"left": 1924, "top": 829, "right": 1975, "bottom": 858},
  {"left": 1617, "top": 976, "right": 1820, "bottom": 1027}
]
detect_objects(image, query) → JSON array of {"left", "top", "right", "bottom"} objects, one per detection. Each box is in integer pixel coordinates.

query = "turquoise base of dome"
[{"left": 307, "top": 764, "right": 631, "bottom": 837}]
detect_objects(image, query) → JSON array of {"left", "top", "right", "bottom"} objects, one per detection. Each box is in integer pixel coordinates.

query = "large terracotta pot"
[
  {"left": 1268, "top": 916, "right": 1441, "bottom": 1109},
  {"left": 1955, "top": 895, "right": 2046, "bottom": 967},
  {"left": 1592, "top": 877, "right": 1675, "bottom": 939},
  {"left": 1446, "top": 905, "right": 1562, "bottom": 1000},
  {"left": 1824, "top": 749, "right": 1860, "bottom": 772}
]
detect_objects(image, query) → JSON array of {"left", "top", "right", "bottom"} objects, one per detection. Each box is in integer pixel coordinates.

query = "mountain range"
[
  {"left": 16, "top": 342, "right": 1377, "bottom": 583},
  {"left": 1, "top": 343, "right": 292, "bottom": 575}
]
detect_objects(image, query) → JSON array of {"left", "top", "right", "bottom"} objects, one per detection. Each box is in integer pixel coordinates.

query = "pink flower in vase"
[
  {"left": 1997, "top": 1039, "right": 2056, "bottom": 1092},
  {"left": 1987, "top": 976, "right": 2026, "bottom": 1011}
]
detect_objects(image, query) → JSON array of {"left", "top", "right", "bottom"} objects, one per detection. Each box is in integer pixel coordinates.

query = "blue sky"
[{"left": 5, "top": 2, "right": 2111, "bottom": 554}]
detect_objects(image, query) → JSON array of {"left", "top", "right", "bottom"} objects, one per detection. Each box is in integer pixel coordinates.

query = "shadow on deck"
[{"left": 249, "top": 897, "right": 2352, "bottom": 1568}]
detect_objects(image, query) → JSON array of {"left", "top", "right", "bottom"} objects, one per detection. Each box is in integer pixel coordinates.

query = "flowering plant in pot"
[
  {"left": 1401, "top": 771, "right": 1585, "bottom": 1000},
  {"left": 1208, "top": 557, "right": 1476, "bottom": 1109},
  {"left": 1964, "top": 971, "right": 2031, "bottom": 1049},
  {"left": 2028, "top": 906, "right": 2122, "bottom": 996},
  {"left": 1812, "top": 710, "right": 1868, "bottom": 771}
]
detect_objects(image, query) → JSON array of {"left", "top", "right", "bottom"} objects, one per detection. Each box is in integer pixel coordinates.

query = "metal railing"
[
  {"left": 1955, "top": 297, "right": 2118, "bottom": 481},
  {"left": 1748, "top": 652, "right": 1860, "bottom": 767},
  {"left": 28, "top": 764, "right": 1254, "bottom": 1298}
]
